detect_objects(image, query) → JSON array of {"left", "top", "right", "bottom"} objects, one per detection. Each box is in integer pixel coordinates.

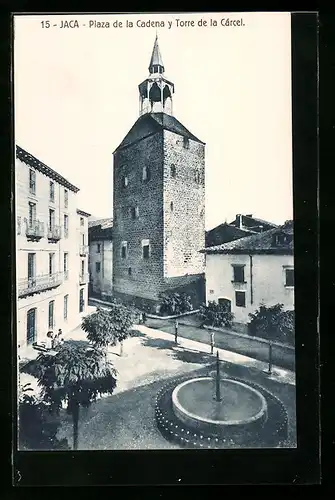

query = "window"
[
  {"left": 64, "top": 189, "right": 68, "bottom": 208},
  {"left": 64, "top": 295, "right": 68, "bottom": 320},
  {"left": 82, "top": 233, "right": 85, "bottom": 245},
  {"left": 183, "top": 137, "right": 190, "bottom": 149},
  {"left": 49, "top": 253, "right": 55, "bottom": 276},
  {"left": 26, "top": 308, "right": 37, "bottom": 345},
  {"left": 28, "top": 253, "right": 36, "bottom": 281},
  {"left": 97, "top": 243, "right": 101, "bottom": 253},
  {"left": 49, "top": 209, "right": 55, "bottom": 231},
  {"left": 80, "top": 217, "right": 84, "bottom": 226},
  {"left": 170, "top": 201, "right": 174, "bottom": 212},
  {"left": 232, "top": 264, "right": 245, "bottom": 283},
  {"left": 96, "top": 262, "right": 101, "bottom": 273},
  {"left": 121, "top": 241, "right": 128, "bottom": 259},
  {"left": 79, "top": 289, "right": 84, "bottom": 313},
  {"left": 63, "top": 252, "right": 68, "bottom": 279},
  {"left": 64, "top": 214, "right": 69, "bottom": 237},
  {"left": 49, "top": 181, "right": 55, "bottom": 201},
  {"left": 128, "top": 267, "right": 132, "bottom": 276},
  {"left": 130, "top": 206, "right": 139, "bottom": 219},
  {"left": 48, "top": 300, "right": 54, "bottom": 329},
  {"left": 142, "top": 166, "right": 151, "bottom": 182},
  {"left": 170, "top": 164, "right": 176, "bottom": 177},
  {"left": 81, "top": 260, "right": 85, "bottom": 276},
  {"left": 29, "top": 169, "right": 36, "bottom": 195},
  {"left": 235, "top": 291, "right": 246, "bottom": 308},
  {"left": 142, "top": 239, "right": 150, "bottom": 259},
  {"left": 285, "top": 268, "right": 294, "bottom": 287},
  {"left": 194, "top": 170, "right": 201, "bottom": 184},
  {"left": 28, "top": 202, "right": 36, "bottom": 227},
  {"left": 122, "top": 175, "right": 128, "bottom": 188},
  {"left": 218, "top": 298, "right": 232, "bottom": 312}
]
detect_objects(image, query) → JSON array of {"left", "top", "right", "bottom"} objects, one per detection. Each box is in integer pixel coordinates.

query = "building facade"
[
  {"left": 88, "top": 218, "right": 113, "bottom": 299},
  {"left": 15, "top": 146, "right": 90, "bottom": 352},
  {"left": 203, "top": 221, "right": 294, "bottom": 327},
  {"left": 112, "top": 36, "right": 206, "bottom": 310}
]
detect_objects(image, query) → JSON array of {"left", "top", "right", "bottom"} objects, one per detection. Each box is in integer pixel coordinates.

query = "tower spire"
[
  {"left": 148, "top": 34, "right": 165, "bottom": 74},
  {"left": 139, "top": 36, "right": 174, "bottom": 116}
]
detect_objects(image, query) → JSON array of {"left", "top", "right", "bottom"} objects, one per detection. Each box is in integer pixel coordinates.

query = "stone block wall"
[
  {"left": 113, "top": 132, "right": 164, "bottom": 301},
  {"left": 163, "top": 130, "right": 205, "bottom": 278}
]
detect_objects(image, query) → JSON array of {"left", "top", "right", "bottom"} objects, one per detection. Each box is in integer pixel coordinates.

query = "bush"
[
  {"left": 158, "top": 292, "right": 193, "bottom": 316},
  {"left": 18, "top": 383, "right": 69, "bottom": 450},
  {"left": 198, "top": 301, "right": 234, "bottom": 328},
  {"left": 248, "top": 304, "right": 295, "bottom": 345}
]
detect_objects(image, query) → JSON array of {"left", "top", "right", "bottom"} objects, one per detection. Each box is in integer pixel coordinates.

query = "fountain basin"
[{"left": 172, "top": 377, "right": 268, "bottom": 437}]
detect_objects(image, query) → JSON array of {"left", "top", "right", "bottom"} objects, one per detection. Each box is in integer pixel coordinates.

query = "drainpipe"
[
  {"left": 249, "top": 254, "right": 253, "bottom": 305},
  {"left": 102, "top": 240, "right": 105, "bottom": 295}
]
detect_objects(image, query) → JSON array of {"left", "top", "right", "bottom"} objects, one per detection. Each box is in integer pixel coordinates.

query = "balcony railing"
[
  {"left": 79, "top": 245, "right": 89, "bottom": 256},
  {"left": 79, "top": 272, "right": 89, "bottom": 285},
  {"left": 47, "top": 225, "right": 62, "bottom": 242},
  {"left": 18, "top": 272, "right": 63, "bottom": 298},
  {"left": 25, "top": 219, "right": 45, "bottom": 241}
]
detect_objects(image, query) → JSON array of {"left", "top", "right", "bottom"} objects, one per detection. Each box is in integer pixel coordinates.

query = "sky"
[{"left": 14, "top": 12, "right": 293, "bottom": 230}]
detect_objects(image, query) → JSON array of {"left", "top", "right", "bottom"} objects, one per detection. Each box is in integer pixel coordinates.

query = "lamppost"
[
  {"left": 215, "top": 350, "right": 222, "bottom": 402},
  {"left": 210, "top": 330, "right": 215, "bottom": 355},
  {"left": 267, "top": 340, "right": 273, "bottom": 375},
  {"left": 174, "top": 319, "right": 178, "bottom": 345}
]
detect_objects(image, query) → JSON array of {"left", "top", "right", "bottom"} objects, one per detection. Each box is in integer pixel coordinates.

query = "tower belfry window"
[{"left": 183, "top": 137, "right": 190, "bottom": 149}]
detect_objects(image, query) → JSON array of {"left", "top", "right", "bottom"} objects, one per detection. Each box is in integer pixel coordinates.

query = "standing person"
[
  {"left": 142, "top": 311, "right": 147, "bottom": 325},
  {"left": 57, "top": 328, "right": 64, "bottom": 346},
  {"left": 45, "top": 331, "right": 53, "bottom": 350}
]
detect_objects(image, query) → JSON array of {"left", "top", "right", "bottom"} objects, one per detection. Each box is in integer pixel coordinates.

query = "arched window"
[
  {"left": 170, "top": 164, "right": 176, "bottom": 177},
  {"left": 170, "top": 201, "right": 174, "bottom": 212}
]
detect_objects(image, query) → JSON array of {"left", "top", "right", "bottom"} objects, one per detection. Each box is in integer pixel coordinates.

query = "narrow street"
[{"left": 145, "top": 317, "right": 295, "bottom": 371}]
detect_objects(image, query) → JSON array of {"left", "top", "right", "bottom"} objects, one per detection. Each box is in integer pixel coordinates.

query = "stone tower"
[{"left": 112, "top": 35, "right": 206, "bottom": 311}]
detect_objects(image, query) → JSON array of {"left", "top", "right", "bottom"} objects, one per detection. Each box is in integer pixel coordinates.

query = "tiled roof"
[
  {"left": 16, "top": 145, "right": 80, "bottom": 193},
  {"left": 113, "top": 112, "right": 204, "bottom": 152},
  {"left": 88, "top": 217, "right": 113, "bottom": 229},
  {"left": 203, "top": 221, "right": 294, "bottom": 254},
  {"left": 205, "top": 223, "right": 254, "bottom": 247}
]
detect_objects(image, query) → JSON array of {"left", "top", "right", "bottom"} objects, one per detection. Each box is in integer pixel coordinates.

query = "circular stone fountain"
[{"left": 172, "top": 377, "right": 268, "bottom": 437}]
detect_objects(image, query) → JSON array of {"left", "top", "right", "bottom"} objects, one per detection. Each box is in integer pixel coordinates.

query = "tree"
[
  {"left": 248, "top": 303, "right": 295, "bottom": 345},
  {"left": 81, "top": 303, "right": 134, "bottom": 353},
  {"left": 18, "top": 382, "right": 70, "bottom": 450},
  {"left": 198, "top": 301, "right": 234, "bottom": 328},
  {"left": 158, "top": 292, "right": 193, "bottom": 316},
  {"left": 21, "top": 342, "right": 117, "bottom": 450}
]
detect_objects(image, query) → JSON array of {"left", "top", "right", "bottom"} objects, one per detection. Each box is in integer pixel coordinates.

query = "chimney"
[
  {"left": 246, "top": 214, "right": 253, "bottom": 218},
  {"left": 236, "top": 214, "right": 243, "bottom": 229}
]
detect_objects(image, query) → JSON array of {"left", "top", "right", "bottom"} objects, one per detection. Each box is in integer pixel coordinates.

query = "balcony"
[
  {"left": 48, "top": 225, "right": 62, "bottom": 242},
  {"left": 79, "top": 272, "right": 89, "bottom": 285},
  {"left": 79, "top": 245, "right": 89, "bottom": 256},
  {"left": 18, "top": 272, "right": 63, "bottom": 298},
  {"left": 25, "top": 219, "right": 45, "bottom": 241}
]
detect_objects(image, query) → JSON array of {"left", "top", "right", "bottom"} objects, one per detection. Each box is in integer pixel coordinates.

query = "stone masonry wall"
[
  {"left": 113, "top": 133, "right": 164, "bottom": 301},
  {"left": 163, "top": 129, "right": 206, "bottom": 278}
]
